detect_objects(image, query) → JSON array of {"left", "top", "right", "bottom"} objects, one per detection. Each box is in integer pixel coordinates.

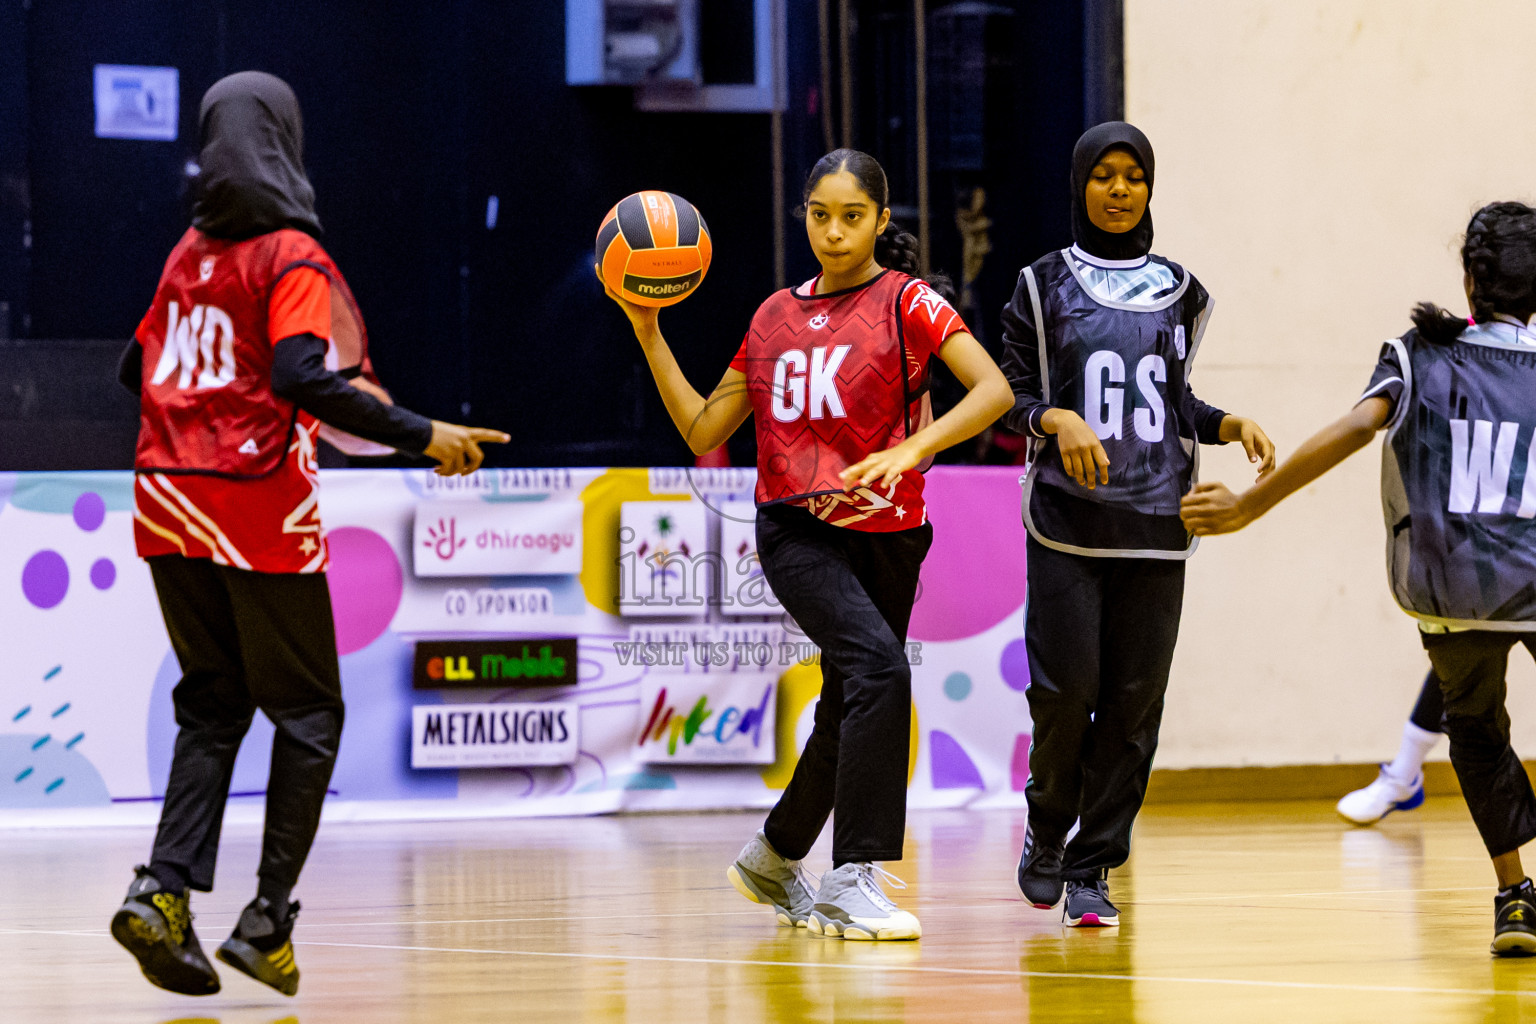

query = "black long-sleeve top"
[{"left": 118, "top": 334, "right": 434, "bottom": 455}]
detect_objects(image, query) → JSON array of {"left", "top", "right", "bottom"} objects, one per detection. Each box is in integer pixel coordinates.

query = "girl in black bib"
[{"left": 1000, "top": 122, "right": 1274, "bottom": 926}]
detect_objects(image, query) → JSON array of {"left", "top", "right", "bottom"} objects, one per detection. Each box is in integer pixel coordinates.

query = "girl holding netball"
[
  {"left": 1182, "top": 201, "right": 1536, "bottom": 956},
  {"left": 599, "top": 149, "right": 1011, "bottom": 940},
  {"left": 1000, "top": 122, "right": 1275, "bottom": 927},
  {"left": 112, "top": 72, "right": 504, "bottom": 997}
]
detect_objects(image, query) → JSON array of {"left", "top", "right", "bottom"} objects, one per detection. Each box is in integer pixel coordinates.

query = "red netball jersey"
[
  {"left": 731, "top": 270, "right": 968, "bottom": 531},
  {"left": 132, "top": 227, "right": 339, "bottom": 573}
]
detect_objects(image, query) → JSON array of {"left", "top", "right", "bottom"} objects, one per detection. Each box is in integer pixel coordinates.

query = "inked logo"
[
  {"left": 423, "top": 517, "right": 467, "bottom": 561},
  {"left": 638, "top": 684, "right": 773, "bottom": 755},
  {"left": 808, "top": 313, "right": 829, "bottom": 330}
]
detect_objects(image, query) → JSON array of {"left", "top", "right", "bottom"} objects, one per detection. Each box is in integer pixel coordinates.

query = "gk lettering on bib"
[{"left": 732, "top": 271, "right": 967, "bottom": 531}]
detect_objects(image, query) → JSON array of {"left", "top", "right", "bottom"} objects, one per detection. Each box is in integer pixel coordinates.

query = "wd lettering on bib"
[
  {"left": 151, "top": 302, "right": 237, "bottom": 390},
  {"left": 135, "top": 227, "right": 355, "bottom": 480}
]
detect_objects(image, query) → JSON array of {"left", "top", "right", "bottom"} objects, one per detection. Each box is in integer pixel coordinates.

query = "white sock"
[{"left": 1383, "top": 721, "right": 1439, "bottom": 786}]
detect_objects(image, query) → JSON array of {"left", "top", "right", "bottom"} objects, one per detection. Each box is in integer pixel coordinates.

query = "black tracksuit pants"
[
  {"left": 1421, "top": 630, "right": 1536, "bottom": 858},
  {"left": 146, "top": 554, "right": 345, "bottom": 897},
  {"left": 757, "top": 503, "right": 932, "bottom": 866},
  {"left": 1023, "top": 537, "right": 1185, "bottom": 880}
]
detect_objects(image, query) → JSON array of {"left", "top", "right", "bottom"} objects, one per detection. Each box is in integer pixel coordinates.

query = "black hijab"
[
  {"left": 1070, "top": 121, "right": 1154, "bottom": 262},
  {"left": 191, "top": 72, "right": 321, "bottom": 240}
]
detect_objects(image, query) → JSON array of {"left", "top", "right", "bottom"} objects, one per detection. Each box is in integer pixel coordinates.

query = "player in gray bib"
[
  {"left": 1182, "top": 201, "right": 1536, "bottom": 958},
  {"left": 1000, "top": 122, "right": 1275, "bottom": 928}
]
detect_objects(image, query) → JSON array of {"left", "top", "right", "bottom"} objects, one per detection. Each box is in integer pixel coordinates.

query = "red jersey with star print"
[
  {"left": 131, "top": 228, "right": 336, "bottom": 573},
  {"left": 730, "top": 270, "right": 968, "bottom": 532}
]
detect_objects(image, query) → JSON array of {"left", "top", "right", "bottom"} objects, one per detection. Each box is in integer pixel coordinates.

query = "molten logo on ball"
[{"left": 597, "top": 190, "right": 712, "bottom": 308}]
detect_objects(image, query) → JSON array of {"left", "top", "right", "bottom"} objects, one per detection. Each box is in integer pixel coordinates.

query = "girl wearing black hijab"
[
  {"left": 111, "top": 72, "right": 506, "bottom": 997},
  {"left": 998, "top": 122, "right": 1275, "bottom": 926}
]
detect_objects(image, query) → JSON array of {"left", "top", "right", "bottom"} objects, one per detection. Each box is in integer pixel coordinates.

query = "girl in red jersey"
[
  {"left": 111, "top": 72, "right": 506, "bottom": 997},
  {"left": 600, "top": 149, "right": 1012, "bottom": 940}
]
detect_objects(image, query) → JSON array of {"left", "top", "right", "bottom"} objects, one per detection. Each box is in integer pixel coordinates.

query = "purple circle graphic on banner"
[
  {"left": 22, "top": 550, "right": 69, "bottom": 609},
  {"left": 1000, "top": 638, "right": 1030, "bottom": 692},
  {"left": 90, "top": 558, "right": 117, "bottom": 590},
  {"left": 72, "top": 492, "right": 106, "bottom": 532},
  {"left": 326, "top": 527, "right": 404, "bottom": 655}
]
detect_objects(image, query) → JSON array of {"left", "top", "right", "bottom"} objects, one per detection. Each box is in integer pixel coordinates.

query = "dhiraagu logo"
[
  {"left": 423, "top": 517, "right": 467, "bottom": 561},
  {"left": 636, "top": 679, "right": 777, "bottom": 765}
]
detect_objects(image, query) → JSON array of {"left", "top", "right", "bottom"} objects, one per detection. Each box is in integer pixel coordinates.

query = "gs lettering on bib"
[
  {"left": 1019, "top": 248, "right": 1211, "bottom": 558},
  {"left": 732, "top": 271, "right": 965, "bottom": 531},
  {"left": 1379, "top": 325, "right": 1536, "bottom": 629}
]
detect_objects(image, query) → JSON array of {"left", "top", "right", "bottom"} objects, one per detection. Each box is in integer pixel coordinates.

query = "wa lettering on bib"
[{"left": 1382, "top": 328, "right": 1536, "bottom": 629}]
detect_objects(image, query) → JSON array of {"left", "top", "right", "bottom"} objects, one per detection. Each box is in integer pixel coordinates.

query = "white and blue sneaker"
[
  {"left": 807, "top": 863, "right": 921, "bottom": 941},
  {"left": 727, "top": 831, "right": 818, "bottom": 927},
  {"left": 1335, "top": 766, "right": 1425, "bottom": 825}
]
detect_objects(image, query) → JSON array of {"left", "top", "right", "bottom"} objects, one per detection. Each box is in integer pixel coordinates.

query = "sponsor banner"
[
  {"left": 619, "top": 500, "right": 710, "bottom": 617},
  {"left": 636, "top": 676, "right": 777, "bottom": 764},
  {"left": 717, "top": 499, "right": 779, "bottom": 615},
  {"left": 413, "top": 638, "right": 579, "bottom": 690},
  {"left": 414, "top": 500, "right": 582, "bottom": 577},
  {"left": 411, "top": 703, "right": 578, "bottom": 768}
]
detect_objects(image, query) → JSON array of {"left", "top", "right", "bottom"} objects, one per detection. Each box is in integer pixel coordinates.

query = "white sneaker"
[
  {"left": 727, "top": 831, "right": 818, "bottom": 927},
  {"left": 1335, "top": 765, "right": 1425, "bottom": 825},
  {"left": 807, "top": 863, "right": 921, "bottom": 941}
]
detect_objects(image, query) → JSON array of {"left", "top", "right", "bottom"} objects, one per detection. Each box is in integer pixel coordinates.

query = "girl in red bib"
[
  {"left": 601, "top": 149, "right": 1012, "bottom": 939},
  {"left": 111, "top": 72, "right": 505, "bottom": 998}
]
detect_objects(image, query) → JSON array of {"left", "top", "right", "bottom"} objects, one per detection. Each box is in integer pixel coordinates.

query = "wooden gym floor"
[{"left": 4, "top": 799, "right": 1536, "bottom": 1024}]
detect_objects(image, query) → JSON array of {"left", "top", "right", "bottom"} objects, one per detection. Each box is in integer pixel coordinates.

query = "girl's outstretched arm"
[
  {"left": 598, "top": 266, "right": 752, "bottom": 455},
  {"left": 1180, "top": 396, "right": 1391, "bottom": 535},
  {"left": 841, "top": 331, "right": 1012, "bottom": 490}
]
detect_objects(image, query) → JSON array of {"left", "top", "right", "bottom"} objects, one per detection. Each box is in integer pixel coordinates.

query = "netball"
[{"left": 596, "top": 190, "right": 712, "bottom": 307}]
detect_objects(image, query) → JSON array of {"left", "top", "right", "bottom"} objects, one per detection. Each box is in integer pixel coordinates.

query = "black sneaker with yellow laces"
[
  {"left": 110, "top": 865, "right": 220, "bottom": 995},
  {"left": 217, "top": 897, "right": 302, "bottom": 996},
  {"left": 1492, "top": 878, "right": 1536, "bottom": 957}
]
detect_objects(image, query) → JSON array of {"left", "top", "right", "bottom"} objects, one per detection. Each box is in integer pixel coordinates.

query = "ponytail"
[
  {"left": 1408, "top": 302, "right": 1468, "bottom": 346},
  {"left": 877, "top": 221, "right": 957, "bottom": 304}
]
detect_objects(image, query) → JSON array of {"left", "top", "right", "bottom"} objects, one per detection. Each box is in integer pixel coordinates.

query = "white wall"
[{"left": 1125, "top": 1, "right": 1536, "bottom": 768}]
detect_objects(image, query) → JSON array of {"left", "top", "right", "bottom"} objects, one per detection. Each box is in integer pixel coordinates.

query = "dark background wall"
[{"left": 0, "top": 0, "right": 1116, "bottom": 470}]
